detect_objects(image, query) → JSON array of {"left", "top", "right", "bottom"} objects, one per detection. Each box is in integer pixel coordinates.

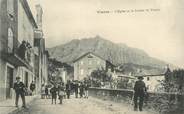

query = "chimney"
[{"left": 35, "top": 4, "right": 43, "bottom": 31}]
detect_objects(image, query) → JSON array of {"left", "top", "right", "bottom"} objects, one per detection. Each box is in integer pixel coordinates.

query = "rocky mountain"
[{"left": 47, "top": 36, "right": 167, "bottom": 69}]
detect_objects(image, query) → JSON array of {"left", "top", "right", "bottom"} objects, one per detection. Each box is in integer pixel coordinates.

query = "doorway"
[{"left": 6, "top": 66, "right": 14, "bottom": 99}]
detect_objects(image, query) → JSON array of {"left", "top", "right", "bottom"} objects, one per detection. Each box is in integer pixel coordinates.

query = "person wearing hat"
[
  {"left": 74, "top": 81, "right": 79, "bottom": 98},
  {"left": 65, "top": 80, "right": 71, "bottom": 99},
  {"left": 13, "top": 77, "right": 26, "bottom": 108},
  {"left": 133, "top": 76, "right": 147, "bottom": 111},
  {"left": 50, "top": 84, "right": 58, "bottom": 104}
]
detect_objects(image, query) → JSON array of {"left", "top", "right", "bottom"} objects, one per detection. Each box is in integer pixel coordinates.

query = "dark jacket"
[
  {"left": 79, "top": 84, "right": 84, "bottom": 92},
  {"left": 84, "top": 84, "right": 89, "bottom": 91},
  {"left": 134, "top": 80, "right": 146, "bottom": 95},
  {"left": 14, "top": 82, "right": 26, "bottom": 93},
  {"left": 74, "top": 83, "right": 79, "bottom": 92},
  {"left": 45, "top": 87, "right": 49, "bottom": 94},
  {"left": 30, "top": 83, "right": 35, "bottom": 91},
  {"left": 50, "top": 87, "right": 58, "bottom": 96},
  {"left": 66, "top": 83, "right": 71, "bottom": 92}
]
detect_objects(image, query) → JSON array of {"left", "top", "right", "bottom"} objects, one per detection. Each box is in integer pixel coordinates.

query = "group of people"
[
  {"left": 71, "top": 80, "right": 90, "bottom": 99},
  {"left": 13, "top": 76, "right": 147, "bottom": 112},
  {"left": 41, "top": 80, "right": 90, "bottom": 105}
]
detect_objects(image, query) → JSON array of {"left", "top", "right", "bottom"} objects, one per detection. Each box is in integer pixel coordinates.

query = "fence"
[{"left": 89, "top": 87, "right": 184, "bottom": 114}]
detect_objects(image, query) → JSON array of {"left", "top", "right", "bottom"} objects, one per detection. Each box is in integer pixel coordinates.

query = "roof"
[
  {"left": 132, "top": 66, "right": 170, "bottom": 77},
  {"left": 118, "top": 75, "right": 136, "bottom": 79},
  {"left": 73, "top": 52, "right": 113, "bottom": 65},
  {"left": 20, "top": 0, "right": 38, "bottom": 28},
  {"left": 134, "top": 74, "right": 165, "bottom": 77}
]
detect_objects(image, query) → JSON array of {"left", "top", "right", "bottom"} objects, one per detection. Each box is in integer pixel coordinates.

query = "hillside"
[{"left": 47, "top": 36, "right": 167, "bottom": 69}]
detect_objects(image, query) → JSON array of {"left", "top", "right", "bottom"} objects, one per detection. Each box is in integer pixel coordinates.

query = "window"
[
  {"left": 97, "top": 61, "right": 100, "bottom": 65},
  {"left": 147, "top": 77, "right": 150, "bottom": 81},
  {"left": 7, "top": 0, "right": 14, "bottom": 18},
  {"left": 89, "top": 60, "right": 92, "bottom": 65},
  {"left": 80, "top": 69, "right": 84, "bottom": 75},
  {"left": 80, "top": 61, "right": 83, "bottom": 65},
  {"left": 8, "top": 28, "right": 13, "bottom": 53}
]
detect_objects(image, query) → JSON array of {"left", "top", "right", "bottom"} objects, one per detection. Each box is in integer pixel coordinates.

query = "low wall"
[{"left": 89, "top": 87, "right": 184, "bottom": 114}]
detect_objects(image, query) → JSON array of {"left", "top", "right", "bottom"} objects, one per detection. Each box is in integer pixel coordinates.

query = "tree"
[
  {"left": 48, "top": 58, "right": 64, "bottom": 85},
  {"left": 162, "top": 69, "right": 184, "bottom": 93},
  {"left": 90, "top": 68, "right": 113, "bottom": 87}
]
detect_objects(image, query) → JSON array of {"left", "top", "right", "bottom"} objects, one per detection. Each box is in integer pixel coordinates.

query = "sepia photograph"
[{"left": 0, "top": 0, "right": 184, "bottom": 114}]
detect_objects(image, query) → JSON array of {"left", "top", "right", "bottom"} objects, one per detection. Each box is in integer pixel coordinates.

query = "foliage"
[
  {"left": 163, "top": 69, "right": 184, "bottom": 93},
  {"left": 154, "top": 69, "right": 184, "bottom": 114},
  {"left": 116, "top": 78, "right": 134, "bottom": 89},
  {"left": 48, "top": 58, "right": 64, "bottom": 85},
  {"left": 90, "top": 68, "right": 113, "bottom": 87}
]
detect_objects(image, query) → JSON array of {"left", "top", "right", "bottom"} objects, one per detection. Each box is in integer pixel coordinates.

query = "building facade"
[
  {"left": 0, "top": 0, "right": 38, "bottom": 101},
  {"left": 0, "top": 0, "right": 47, "bottom": 101},
  {"left": 34, "top": 4, "right": 49, "bottom": 93},
  {"left": 134, "top": 67, "right": 171, "bottom": 92},
  {"left": 73, "top": 52, "right": 114, "bottom": 81}
]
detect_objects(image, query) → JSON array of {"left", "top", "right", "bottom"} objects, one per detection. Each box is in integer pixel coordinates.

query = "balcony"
[{"left": 2, "top": 41, "right": 33, "bottom": 71}]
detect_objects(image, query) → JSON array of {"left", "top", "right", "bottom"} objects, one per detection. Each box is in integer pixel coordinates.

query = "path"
[{"left": 15, "top": 96, "right": 157, "bottom": 114}]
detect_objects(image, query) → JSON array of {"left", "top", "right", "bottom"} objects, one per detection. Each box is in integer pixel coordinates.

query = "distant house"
[
  {"left": 134, "top": 67, "right": 171, "bottom": 92},
  {"left": 73, "top": 52, "right": 114, "bottom": 81}
]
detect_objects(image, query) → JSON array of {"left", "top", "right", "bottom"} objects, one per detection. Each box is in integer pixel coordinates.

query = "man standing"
[
  {"left": 50, "top": 85, "right": 58, "bottom": 104},
  {"left": 65, "top": 80, "right": 71, "bottom": 99},
  {"left": 74, "top": 81, "right": 79, "bottom": 98},
  {"left": 79, "top": 82, "right": 84, "bottom": 98},
  {"left": 133, "top": 76, "right": 147, "bottom": 111},
  {"left": 84, "top": 83, "right": 89, "bottom": 99},
  {"left": 13, "top": 77, "right": 26, "bottom": 108}
]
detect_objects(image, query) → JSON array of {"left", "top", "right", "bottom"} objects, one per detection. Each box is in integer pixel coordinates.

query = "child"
[
  {"left": 45, "top": 86, "right": 49, "bottom": 99},
  {"left": 50, "top": 85, "right": 58, "bottom": 104},
  {"left": 58, "top": 84, "right": 65, "bottom": 104}
]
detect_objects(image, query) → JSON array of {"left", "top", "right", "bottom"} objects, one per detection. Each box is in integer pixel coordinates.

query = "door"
[
  {"left": 24, "top": 72, "right": 28, "bottom": 88},
  {"left": 6, "top": 66, "right": 14, "bottom": 99}
]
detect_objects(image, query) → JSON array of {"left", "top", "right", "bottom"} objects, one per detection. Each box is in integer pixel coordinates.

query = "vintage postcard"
[{"left": 0, "top": 0, "right": 183, "bottom": 114}]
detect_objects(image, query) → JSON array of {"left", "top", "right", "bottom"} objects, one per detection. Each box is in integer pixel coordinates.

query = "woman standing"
[{"left": 41, "top": 84, "right": 45, "bottom": 99}]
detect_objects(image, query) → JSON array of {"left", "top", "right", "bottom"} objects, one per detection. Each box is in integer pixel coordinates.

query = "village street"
[{"left": 13, "top": 95, "right": 156, "bottom": 114}]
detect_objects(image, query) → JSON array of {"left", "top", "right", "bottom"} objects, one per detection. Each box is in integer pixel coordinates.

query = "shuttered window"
[
  {"left": 8, "top": 28, "right": 14, "bottom": 53},
  {"left": 7, "top": 0, "right": 14, "bottom": 15},
  {"left": 80, "top": 69, "right": 84, "bottom": 75}
]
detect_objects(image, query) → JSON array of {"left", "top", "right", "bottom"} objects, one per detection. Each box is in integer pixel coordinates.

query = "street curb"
[{"left": 8, "top": 96, "right": 38, "bottom": 114}]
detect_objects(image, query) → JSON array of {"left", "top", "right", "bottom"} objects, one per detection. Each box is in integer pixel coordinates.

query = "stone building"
[
  {"left": 34, "top": 4, "right": 49, "bottom": 93},
  {"left": 0, "top": 0, "right": 48, "bottom": 101},
  {"left": 0, "top": 0, "right": 37, "bottom": 100},
  {"left": 134, "top": 68, "right": 170, "bottom": 92},
  {"left": 73, "top": 52, "right": 114, "bottom": 81}
]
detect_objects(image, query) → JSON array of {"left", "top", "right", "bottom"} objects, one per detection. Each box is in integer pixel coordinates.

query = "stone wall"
[{"left": 89, "top": 87, "right": 184, "bottom": 114}]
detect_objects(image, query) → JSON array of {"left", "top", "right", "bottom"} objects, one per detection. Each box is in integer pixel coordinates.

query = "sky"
[{"left": 28, "top": 0, "right": 184, "bottom": 68}]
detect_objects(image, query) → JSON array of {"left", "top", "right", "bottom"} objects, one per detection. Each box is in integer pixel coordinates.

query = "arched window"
[
  {"left": 8, "top": 28, "right": 13, "bottom": 53},
  {"left": 7, "top": 0, "right": 14, "bottom": 15}
]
